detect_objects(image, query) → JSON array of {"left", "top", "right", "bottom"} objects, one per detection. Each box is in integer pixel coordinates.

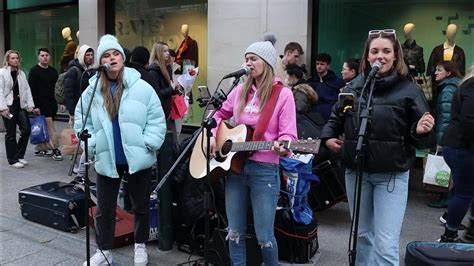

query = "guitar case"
[
  {"left": 405, "top": 241, "right": 474, "bottom": 265},
  {"left": 89, "top": 206, "right": 135, "bottom": 248},
  {"left": 19, "top": 181, "right": 86, "bottom": 233}
]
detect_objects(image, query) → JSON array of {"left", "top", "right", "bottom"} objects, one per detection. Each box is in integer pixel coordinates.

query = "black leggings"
[{"left": 94, "top": 166, "right": 152, "bottom": 249}]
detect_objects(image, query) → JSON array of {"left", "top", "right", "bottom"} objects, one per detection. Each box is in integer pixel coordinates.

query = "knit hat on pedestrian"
[
  {"left": 131, "top": 46, "right": 150, "bottom": 66},
  {"left": 96, "top": 34, "right": 125, "bottom": 65},
  {"left": 245, "top": 32, "right": 277, "bottom": 71}
]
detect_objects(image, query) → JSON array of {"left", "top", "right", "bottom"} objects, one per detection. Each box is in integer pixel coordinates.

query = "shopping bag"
[
  {"left": 415, "top": 74, "right": 432, "bottom": 101},
  {"left": 423, "top": 153, "right": 450, "bottom": 187},
  {"left": 60, "top": 128, "right": 82, "bottom": 155},
  {"left": 29, "top": 115, "right": 49, "bottom": 144},
  {"left": 280, "top": 154, "right": 319, "bottom": 225},
  {"left": 169, "top": 94, "right": 187, "bottom": 120}
]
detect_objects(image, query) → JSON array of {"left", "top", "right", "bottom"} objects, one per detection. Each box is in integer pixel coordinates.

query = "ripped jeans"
[
  {"left": 225, "top": 159, "right": 280, "bottom": 266},
  {"left": 345, "top": 169, "right": 409, "bottom": 266}
]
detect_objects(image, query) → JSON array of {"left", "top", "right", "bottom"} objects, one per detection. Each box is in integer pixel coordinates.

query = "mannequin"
[
  {"left": 59, "top": 26, "right": 77, "bottom": 72},
  {"left": 176, "top": 24, "right": 199, "bottom": 68},
  {"left": 427, "top": 23, "right": 466, "bottom": 108},
  {"left": 74, "top": 31, "right": 81, "bottom": 59},
  {"left": 402, "top": 23, "right": 425, "bottom": 76}
]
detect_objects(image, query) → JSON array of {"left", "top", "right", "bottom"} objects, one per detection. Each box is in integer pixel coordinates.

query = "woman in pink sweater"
[{"left": 210, "top": 34, "right": 297, "bottom": 265}]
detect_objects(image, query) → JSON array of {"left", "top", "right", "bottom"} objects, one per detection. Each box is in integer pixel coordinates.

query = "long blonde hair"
[
  {"left": 460, "top": 64, "right": 474, "bottom": 86},
  {"left": 149, "top": 42, "right": 171, "bottom": 85},
  {"left": 2, "top": 50, "right": 22, "bottom": 70},
  {"left": 238, "top": 62, "right": 274, "bottom": 113},
  {"left": 100, "top": 67, "right": 125, "bottom": 119}
]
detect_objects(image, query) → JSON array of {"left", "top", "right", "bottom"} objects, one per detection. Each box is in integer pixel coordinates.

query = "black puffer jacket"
[{"left": 320, "top": 70, "right": 435, "bottom": 173}]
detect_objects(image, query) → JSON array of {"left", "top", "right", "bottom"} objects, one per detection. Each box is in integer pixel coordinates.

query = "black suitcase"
[
  {"left": 308, "top": 160, "right": 346, "bottom": 212},
  {"left": 274, "top": 209, "right": 319, "bottom": 264},
  {"left": 405, "top": 241, "right": 474, "bottom": 265},
  {"left": 19, "top": 181, "right": 86, "bottom": 233}
]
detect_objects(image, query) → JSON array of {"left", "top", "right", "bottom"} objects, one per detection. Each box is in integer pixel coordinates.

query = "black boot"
[
  {"left": 440, "top": 226, "right": 459, "bottom": 243},
  {"left": 461, "top": 219, "right": 474, "bottom": 243}
]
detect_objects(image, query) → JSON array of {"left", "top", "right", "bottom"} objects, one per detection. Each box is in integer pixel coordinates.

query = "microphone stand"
[
  {"left": 154, "top": 77, "right": 241, "bottom": 266},
  {"left": 68, "top": 70, "right": 103, "bottom": 266},
  {"left": 348, "top": 76, "right": 376, "bottom": 266}
]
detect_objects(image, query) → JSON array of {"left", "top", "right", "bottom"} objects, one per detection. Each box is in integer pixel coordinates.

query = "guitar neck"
[
  {"left": 228, "top": 141, "right": 276, "bottom": 152},
  {"left": 224, "top": 141, "right": 273, "bottom": 152}
]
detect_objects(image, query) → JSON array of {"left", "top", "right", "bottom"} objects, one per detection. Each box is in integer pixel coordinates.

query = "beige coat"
[{"left": 0, "top": 66, "right": 35, "bottom": 111}]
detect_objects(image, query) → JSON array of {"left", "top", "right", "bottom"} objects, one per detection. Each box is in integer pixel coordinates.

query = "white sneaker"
[
  {"left": 83, "top": 249, "right": 112, "bottom": 266},
  {"left": 134, "top": 243, "right": 148, "bottom": 266},
  {"left": 18, "top": 159, "right": 28, "bottom": 165},
  {"left": 10, "top": 162, "right": 24, "bottom": 168}
]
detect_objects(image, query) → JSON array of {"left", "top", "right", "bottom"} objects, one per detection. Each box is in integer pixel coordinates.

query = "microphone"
[
  {"left": 222, "top": 66, "right": 251, "bottom": 79},
  {"left": 88, "top": 63, "right": 111, "bottom": 72},
  {"left": 366, "top": 61, "right": 382, "bottom": 80}
]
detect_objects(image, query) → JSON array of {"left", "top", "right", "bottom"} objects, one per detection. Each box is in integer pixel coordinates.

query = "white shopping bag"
[{"left": 423, "top": 153, "right": 451, "bottom": 187}]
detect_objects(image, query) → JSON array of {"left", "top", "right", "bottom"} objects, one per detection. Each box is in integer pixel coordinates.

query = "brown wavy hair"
[{"left": 100, "top": 67, "right": 125, "bottom": 119}]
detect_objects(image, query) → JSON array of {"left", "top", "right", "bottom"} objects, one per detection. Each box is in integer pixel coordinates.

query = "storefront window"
[
  {"left": 115, "top": 0, "right": 208, "bottom": 125},
  {"left": 9, "top": 5, "right": 79, "bottom": 74},
  {"left": 317, "top": 0, "right": 474, "bottom": 77}
]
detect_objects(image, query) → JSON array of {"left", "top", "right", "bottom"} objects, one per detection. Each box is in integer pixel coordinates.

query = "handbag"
[
  {"left": 415, "top": 74, "right": 432, "bottom": 101},
  {"left": 29, "top": 115, "right": 49, "bottom": 144},
  {"left": 422, "top": 152, "right": 450, "bottom": 188}
]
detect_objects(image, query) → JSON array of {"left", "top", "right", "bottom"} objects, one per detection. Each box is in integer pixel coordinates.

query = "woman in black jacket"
[
  {"left": 439, "top": 65, "right": 474, "bottom": 243},
  {"left": 320, "top": 29, "right": 435, "bottom": 265},
  {"left": 148, "top": 42, "right": 179, "bottom": 124}
]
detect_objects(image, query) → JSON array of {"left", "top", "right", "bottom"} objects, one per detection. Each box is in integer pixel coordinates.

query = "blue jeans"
[
  {"left": 345, "top": 169, "right": 409, "bottom": 266},
  {"left": 443, "top": 146, "right": 474, "bottom": 231},
  {"left": 225, "top": 159, "right": 280, "bottom": 266}
]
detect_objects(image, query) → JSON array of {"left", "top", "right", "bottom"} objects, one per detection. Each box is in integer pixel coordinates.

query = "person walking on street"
[
  {"left": 28, "top": 48, "right": 62, "bottom": 160},
  {"left": 0, "top": 50, "right": 37, "bottom": 168}
]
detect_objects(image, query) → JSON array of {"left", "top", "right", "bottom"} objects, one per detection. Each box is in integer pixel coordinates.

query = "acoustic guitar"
[{"left": 189, "top": 122, "right": 320, "bottom": 179}]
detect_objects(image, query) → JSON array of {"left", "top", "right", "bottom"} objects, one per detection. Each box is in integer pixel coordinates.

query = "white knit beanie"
[
  {"left": 245, "top": 32, "right": 277, "bottom": 71},
  {"left": 96, "top": 34, "right": 125, "bottom": 65}
]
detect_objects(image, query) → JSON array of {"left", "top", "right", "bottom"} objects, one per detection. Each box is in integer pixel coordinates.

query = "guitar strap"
[{"left": 252, "top": 82, "right": 284, "bottom": 141}]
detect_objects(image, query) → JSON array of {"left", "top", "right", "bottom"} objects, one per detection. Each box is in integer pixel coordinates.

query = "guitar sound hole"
[{"left": 220, "top": 140, "right": 232, "bottom": 157}]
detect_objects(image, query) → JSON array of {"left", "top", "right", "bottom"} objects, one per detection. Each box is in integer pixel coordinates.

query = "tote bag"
[
  {"left": 29, "top": 115, "right": 49, "bottom": 144},
  {"left": 423, "top": 153, "right": 450, "bottom": 188}
]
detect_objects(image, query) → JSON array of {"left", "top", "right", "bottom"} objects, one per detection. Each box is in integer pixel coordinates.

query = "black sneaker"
[
  {"left": 34, "top": 150, "right": 48, "bottom": 156},
  {"left": 52, "top": 149, "right": 63, "bottom": 161},
  {"left": 440, "top": 233, "right": 460, "bottom": 243},
  {"left": 440, "top": 227, "right": 460, "bottom": 243}
]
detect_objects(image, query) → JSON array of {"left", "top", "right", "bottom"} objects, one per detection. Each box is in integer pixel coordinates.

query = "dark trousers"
[
  {"left": 95, "top": 166, "right": 152, "bottom": 250},
  {"left": 2, "top": 109, "right": 30, "bottom": 164}
]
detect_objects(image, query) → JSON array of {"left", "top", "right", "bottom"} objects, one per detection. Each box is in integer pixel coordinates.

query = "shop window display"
[
  {"left": 115, "top": 0, "right": 208, "bottom": 125},
  {"left": 317, "top": 0, "right": 473, "bottom": 79},
  {"left": 8, "top": 5, "right": 79, "bottom": 75}
]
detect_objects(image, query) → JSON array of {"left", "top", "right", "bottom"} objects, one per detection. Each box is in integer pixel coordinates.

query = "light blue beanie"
[
  {"left": 96, "top": 34, "right": 125, "bottom": 65},
  {"left": 245, "top": 32, "right": 277, "bottom": 70}
]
